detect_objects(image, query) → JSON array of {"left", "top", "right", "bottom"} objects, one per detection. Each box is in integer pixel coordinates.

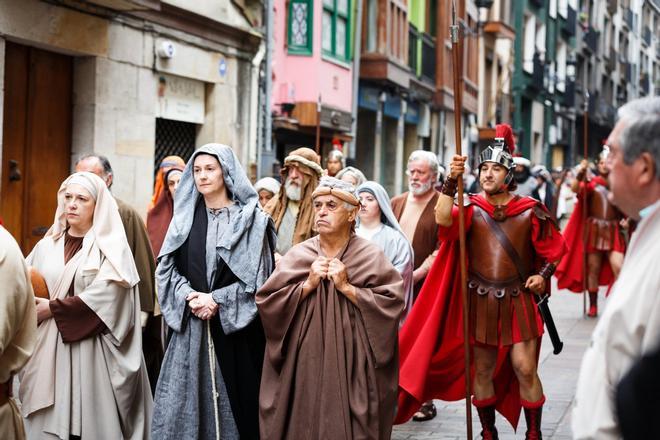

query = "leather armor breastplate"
[
  {"left": 589, "top": 184, "right": 619, "bottom": 220},
  {"left": 468, "top": 207, "right": 534, "bottom": 283}
]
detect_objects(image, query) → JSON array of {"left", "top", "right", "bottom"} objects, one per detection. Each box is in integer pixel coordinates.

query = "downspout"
[
  {"left": 249, "top": 42, "right": 266, "bottom": 178},
  {"left": 259, "top": 0, "right": 275, "bottom": 178},
  {"left": 348, "top": 0, "right": 364, "bottom": 159}
]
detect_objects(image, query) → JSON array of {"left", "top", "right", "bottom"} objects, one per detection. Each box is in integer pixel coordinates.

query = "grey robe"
[{"left": 152, "top": 144, "right": 275, "bottom": 440}]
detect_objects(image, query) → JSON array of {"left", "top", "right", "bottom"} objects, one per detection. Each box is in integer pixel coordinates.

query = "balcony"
[
  {"left": 408, "top": 25, "right": 419, "bottom": 72},
  {"left": 622, "top": 62, "right": 632, "bottom": 82},
  {"left": 583, "top": 27, "right": 599, "bottom": 54},
  {"left": 527, "top": 53, "right": 544, "bottom": 91},
  {"left": 606, "top": 46, "right": 616, "bottom": 71},
  {"left": 563, "top": 79, "right": 576, "bottom": 108},
  {"left": 420, "top": 33, "right": 436, "bottom": 83},
  {"left": 561, "top": 6, "right": 576, "bottom": 37},
  {"left": 643, "top": 26, "right": 652, "bottom": 46},
  {"left": 640, "top": 74, "right": 650, "bottom": 95},
  {"left": 623, "top": 8, "right": 634, "bottom": 30}
]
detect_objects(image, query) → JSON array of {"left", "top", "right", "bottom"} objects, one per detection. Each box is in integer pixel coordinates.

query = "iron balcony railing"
[
  {"left": 563, "top": 79, "right": 576, "bottom": 108},
  {"left": 408, "top": 25, "right": 419, "bottom": 72},
  {"left": 583, "top": 26, "right": 599, "bottom": 54},
  {"left": 643, "top": 26, "right": 652, "bottom": 46},
  {"left": 562, "top": 6, "right": 576, "bottom": 37},
  {"left": 421, "top": 33, "right": 436, "bottom": 83},
  {"left": 623, "top": 8, "right": 634, "bottom": 30},
  {"left": 641, "top": 74, "right": 650, "bottom": 95},
  {"left": 528, "top": 52, "right": 544, "bottom": 91}
]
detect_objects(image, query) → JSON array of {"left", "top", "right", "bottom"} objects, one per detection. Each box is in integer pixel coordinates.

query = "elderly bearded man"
[
  {"left": 257, "top": 177, "right": 405, "bottom": 440},
  {"left": 264, "top": 148, "right": 323, "bottom": 261}
]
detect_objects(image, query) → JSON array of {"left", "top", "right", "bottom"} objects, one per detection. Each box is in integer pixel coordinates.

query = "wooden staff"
[
  {"left": 450, "top": 1, "right": 472, "bottom": 438},
  {"left": 581, "top": 93, "right": 589, "bottom": 316}
]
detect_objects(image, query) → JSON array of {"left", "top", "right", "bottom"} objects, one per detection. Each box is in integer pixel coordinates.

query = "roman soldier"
[
  {"left": 395, "top": 124, "right": 567, "bottom": 440},
  {"left": 555, "top": 147, "right": 626, "bottom": 316}
]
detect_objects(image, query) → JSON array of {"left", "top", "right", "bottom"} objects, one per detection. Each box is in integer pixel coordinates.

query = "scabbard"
[{"left": 536, "top": 295, "right": 564, "bottom": 355}]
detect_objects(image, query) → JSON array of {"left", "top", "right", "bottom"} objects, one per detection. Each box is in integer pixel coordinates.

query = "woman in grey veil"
[
  {"left": 356, "top": 181, "right": 414, "bottom": 324},
  {"left": 152, "top": 144, "right": 275, "bottom": 440}
]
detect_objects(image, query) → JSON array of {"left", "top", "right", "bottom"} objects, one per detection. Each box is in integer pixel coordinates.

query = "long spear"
[
  {"left": 450, "top": 1, "right": 473, "bottom": 438},
  {"left": 581, "top": 91, "right": 589, "bottom": 316}
]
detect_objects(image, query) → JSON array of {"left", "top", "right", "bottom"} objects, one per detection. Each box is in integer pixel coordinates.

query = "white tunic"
[{"left": 572, "top": 200, "right": 660, "bottom": 439}]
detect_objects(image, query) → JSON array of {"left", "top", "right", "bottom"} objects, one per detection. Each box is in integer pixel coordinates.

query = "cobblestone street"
[{"left": 393, "top": 280, "right": 602, "bottom": 439}]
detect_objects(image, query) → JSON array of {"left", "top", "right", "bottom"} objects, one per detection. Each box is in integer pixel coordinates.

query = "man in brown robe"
[
  {"left": 0, "top": 226, "right": 36, "bottom": 440},
  {"left": 74, "top": 155, "right": 161, "bottom": 393},
  {"left": 264, "top": 147, "right": 323, "bottom": 261},
  {"left": 390, "top": 149, "right": 440, "bottom": 421},
  {"left": 257, "top": 177, "right": 405, "bottom": 440}
]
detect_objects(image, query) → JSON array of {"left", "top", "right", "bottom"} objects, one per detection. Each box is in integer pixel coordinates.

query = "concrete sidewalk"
[{"left": 392, "top": 283, "right": 601, "bottom": 439}]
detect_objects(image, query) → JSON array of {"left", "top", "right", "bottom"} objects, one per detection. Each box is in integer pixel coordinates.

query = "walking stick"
[
  {"left": 581, "top": 92, "right": 589, "bottom": 316},
  {"left": 450, "top": 2, "right": 473, "bottom": 438}
]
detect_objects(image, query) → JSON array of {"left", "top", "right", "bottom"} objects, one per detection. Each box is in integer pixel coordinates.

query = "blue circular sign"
[{"left": 219, "top": 58, "right": 227, "bottom": 77}]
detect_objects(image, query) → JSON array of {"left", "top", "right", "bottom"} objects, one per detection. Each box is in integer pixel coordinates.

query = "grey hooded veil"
[
  {"left": 356, "top": 181, "right": 415, "bottom": 323},
  {"left": 153, "top": 144, "right": 276, "bottom": 440}
]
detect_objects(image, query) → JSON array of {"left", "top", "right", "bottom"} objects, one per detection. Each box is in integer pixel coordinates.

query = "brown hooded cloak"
[{"left": 256, "top": 235, "right": 404, "bottom": 440}]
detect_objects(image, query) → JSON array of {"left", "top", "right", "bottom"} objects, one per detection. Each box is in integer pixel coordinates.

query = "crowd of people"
[{"left": 0, "top": 96, "right": 658, "bottom": 440}]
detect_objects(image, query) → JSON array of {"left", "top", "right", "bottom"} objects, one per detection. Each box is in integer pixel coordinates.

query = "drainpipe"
[
  {"left": 348, "top": 0, "right": 364, "bottom": 159},
  {"left": 259, "top": 0, "right": 275, "bottom": 179},
  {"left": 249, "top": 42, "right": 266, "bottom": 178}
]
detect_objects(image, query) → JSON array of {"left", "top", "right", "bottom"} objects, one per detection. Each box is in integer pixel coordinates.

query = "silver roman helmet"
[{"left": 478, "top": 137, "right": 514, "bottom": 184}]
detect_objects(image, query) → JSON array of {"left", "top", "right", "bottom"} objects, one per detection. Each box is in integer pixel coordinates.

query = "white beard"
[
  {"left": 285, "top": 181, "right": 301, "bottom": 201},
  {"left": 409, "top": 180, "right": 432, "bottom": 196}
]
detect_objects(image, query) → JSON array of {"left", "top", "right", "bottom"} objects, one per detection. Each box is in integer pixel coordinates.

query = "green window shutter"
[
  {"left": 288, "top": 0, "right": 314, "bottom": 55},
  {"left": 322, "top": 0, "right": 352, "bottom": 62}
]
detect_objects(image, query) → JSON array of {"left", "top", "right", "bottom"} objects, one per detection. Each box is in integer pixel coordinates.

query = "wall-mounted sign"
[
  {"left": 218, "top": 57, "right": 228, "bottom": 78},
  {"left": 156, "top": 73, "right": 205, "bottom": 124}
]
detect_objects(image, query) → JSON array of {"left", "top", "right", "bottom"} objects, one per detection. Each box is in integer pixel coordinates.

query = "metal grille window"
[{"left": 154, "top": 118, "right": 196, "bottom": 176}]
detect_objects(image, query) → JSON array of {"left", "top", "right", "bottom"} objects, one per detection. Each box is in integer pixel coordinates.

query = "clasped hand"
[
  {"left": 187, "top": 291, "right": 218, "bottom": 320},
  {"left": 305, "top": 256, "right": 350, "bottom": 292},
  {"left": 525, "top": 275, "right": 546, "bottom": 295}
]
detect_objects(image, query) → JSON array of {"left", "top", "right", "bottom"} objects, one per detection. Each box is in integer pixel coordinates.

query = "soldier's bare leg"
[
  {"left": 473, "top": 345, "right": 499, "bottom": 438},
  {"left": 511, "top": 338, "right": 545, "bottom": 439},
  {"left": 587, "top": 252, "right": 604, "bottom": 316},
  {"left": 510, "top": 338, "right": 543, "bottom": 402},
  {"left": 473, "top": 345, "right": 498, "bottom": 399}
]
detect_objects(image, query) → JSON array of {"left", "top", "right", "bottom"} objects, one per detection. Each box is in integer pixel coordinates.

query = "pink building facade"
[{"left": 271, "top": 0, "right": 355, "bottom": 161}]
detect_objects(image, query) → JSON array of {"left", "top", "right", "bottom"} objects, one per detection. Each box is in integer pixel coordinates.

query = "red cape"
[
  {"left": 555, "top": 177, "right": 620, "bottom": 293},
  {"left": 395, "top": 195, "right": 542, "bottom": 430}
]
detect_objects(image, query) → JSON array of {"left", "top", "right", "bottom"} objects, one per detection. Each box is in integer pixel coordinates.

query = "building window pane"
[
  {"left": 336, "top": 18, "right": 347, "bottom": 58},
  {"left": 322, "top": 11, "right": 333, "bottom": 52},
  {"left": 337, "top": 0, "right": 348, "bottom": 16}
]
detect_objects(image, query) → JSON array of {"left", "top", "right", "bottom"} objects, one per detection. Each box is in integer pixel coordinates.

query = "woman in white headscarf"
[
  {"left": 20, "top": 172, "right": 152, "bottom": 439},
  {"left": 356, "top": 181, "right": 414, "bottom": 324}
]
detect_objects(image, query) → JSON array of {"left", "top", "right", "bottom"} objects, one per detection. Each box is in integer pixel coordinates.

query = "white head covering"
[
  {"left": 254, "top": 177, "right": 281, "bottom": 196},
  {"left": 48, "top": 172, "right": 139, "bottom": 287}
]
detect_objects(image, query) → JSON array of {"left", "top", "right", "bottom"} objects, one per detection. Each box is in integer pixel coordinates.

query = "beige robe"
[
  {"left": 572, "top": 200, "right": 660, "bottom": 439},
  {"left": 0, "top": 227, "right": 37, "bottom": 440},
  {"left": 19, "top": 233, "right": 152, "bottom": 439},
  {"left": 256, "top": 235, "right": 404, "bottom": 440}
]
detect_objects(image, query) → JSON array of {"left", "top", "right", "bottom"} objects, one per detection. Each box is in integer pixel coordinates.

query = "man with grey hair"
[
  {"left": 74, "top": 154, "right": 161, "bottom": 393},
  {"left": 391, "top": 149, "right": 441, "bottom": 421},
  {"left": 572, "top": 96, "right": 660, "bottom": 439},
  {"left": 257, "top": 176, "right": 404, "bottom": 439}
]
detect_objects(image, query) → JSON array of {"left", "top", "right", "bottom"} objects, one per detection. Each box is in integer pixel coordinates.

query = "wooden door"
[{"left": 1, "top": 42, "right": 72, "bottom": 254}]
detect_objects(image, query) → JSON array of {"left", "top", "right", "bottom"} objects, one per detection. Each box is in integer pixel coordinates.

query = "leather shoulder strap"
[{"left": 474, "top": 206, "right": 528, "bottom": 282}]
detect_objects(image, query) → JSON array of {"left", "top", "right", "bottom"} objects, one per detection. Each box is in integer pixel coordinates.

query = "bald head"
[{"left": 75, "top": 155, "right": 113, "bottom": 188}]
